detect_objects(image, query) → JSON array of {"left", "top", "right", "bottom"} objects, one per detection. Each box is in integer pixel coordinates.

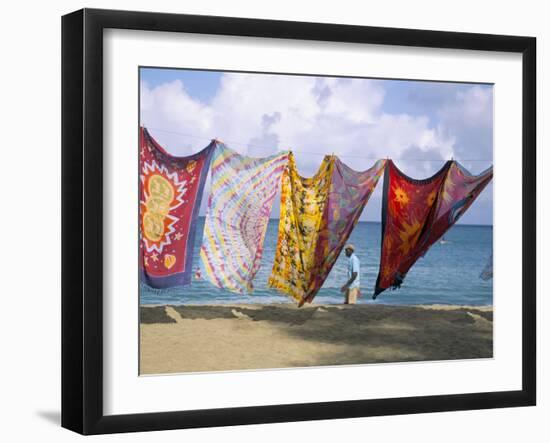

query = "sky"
[{"left": 140, "top": 67, "right": 494, "bottom": 225}]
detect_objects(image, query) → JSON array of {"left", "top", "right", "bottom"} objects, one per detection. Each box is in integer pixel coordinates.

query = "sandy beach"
[{"left": 140, "top": 303, "right": 493, "bottom": 375}]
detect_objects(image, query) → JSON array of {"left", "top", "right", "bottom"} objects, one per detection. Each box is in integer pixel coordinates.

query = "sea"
[{"left": 140, "top": 217, "right": 493, "bottom": 306}]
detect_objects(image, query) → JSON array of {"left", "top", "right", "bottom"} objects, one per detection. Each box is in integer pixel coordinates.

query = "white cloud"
[
  {"left": 441, "top": 85, "right": 493, "bottom": 128},
  {"left": 437, "top": 85, "right": 493, "bottom": 170},
  {"left": 140, "top": 80, "right": 215, "bottom": 155},
  {"left": 140, "top": 73, "right": 456, "bottom": 173}
]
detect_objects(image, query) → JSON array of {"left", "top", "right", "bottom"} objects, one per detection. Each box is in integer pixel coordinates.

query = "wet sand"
[{"left": 140, "top": 303, "right": 493, "bottom": 375}]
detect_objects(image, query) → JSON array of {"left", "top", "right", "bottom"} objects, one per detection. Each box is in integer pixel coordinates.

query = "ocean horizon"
[{"left": 140, "top": 218, "right": 493, "bottom": 306}]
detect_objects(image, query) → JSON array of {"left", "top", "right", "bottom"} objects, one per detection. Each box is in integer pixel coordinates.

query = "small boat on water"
[{"left": 439, "top": 237, "right": 448, "bottom": 244}]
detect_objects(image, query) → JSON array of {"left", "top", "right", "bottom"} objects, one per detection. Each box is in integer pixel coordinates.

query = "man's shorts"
[{"left": 345, "top": 287, "right": 360, "bottom": 304}]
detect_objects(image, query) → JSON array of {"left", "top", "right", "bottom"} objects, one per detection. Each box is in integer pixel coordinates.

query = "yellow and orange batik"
[{"left": 268, "top": 153, "right": 334, "bottom": 301}]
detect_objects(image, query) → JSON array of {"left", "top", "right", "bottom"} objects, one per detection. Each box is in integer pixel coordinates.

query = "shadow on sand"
[{"left": 141, "top": 304, "right": 493, "bottom": 365}]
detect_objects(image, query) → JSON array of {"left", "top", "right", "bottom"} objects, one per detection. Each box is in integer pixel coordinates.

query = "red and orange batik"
[
  {"left": 139, "top": 127, "right": 214, "bottom": 288},
  {"left": 374, "top": 160, "right": 493, "bottom": 298}
]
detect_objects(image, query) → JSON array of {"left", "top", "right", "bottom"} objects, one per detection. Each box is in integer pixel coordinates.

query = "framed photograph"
[{"left": 61, "top": 8, "right": 536, "bottom": 435}]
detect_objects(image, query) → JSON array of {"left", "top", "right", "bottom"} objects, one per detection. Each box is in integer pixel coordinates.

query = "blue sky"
[
  {"left": 140, "top": 67, "right": 493, "bottom": 224},
  {"left": 141, "top": 68, "right": 221, "bottom": 103}
]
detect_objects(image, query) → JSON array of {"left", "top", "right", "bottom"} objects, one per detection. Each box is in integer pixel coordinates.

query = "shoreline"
[
  {"left": 140, "top": 303, "right": 493, "bottom": 375},
  {"left": 140, "top": 302, "right": 493, "bottom": 310}
]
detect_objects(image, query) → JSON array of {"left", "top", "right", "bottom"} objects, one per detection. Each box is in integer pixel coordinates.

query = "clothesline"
[
  {"left": 139, "top": 127, "right": 494, "bottom": 305},
  {"left": 145, "top": 126, "right": 493, "bottom": 163}
]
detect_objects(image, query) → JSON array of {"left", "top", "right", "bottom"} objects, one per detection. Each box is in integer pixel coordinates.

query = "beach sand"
[{"left": 140, "top": 303, "right": 493, "bottom": 375}]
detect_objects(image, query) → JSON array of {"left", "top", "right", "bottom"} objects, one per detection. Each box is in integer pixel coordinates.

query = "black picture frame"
[{"left": 61, "top": 8, "right": 536, "bottom": 435}]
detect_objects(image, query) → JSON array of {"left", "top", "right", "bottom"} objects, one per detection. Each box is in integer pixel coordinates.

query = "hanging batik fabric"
[
  {"left": 374, "top": 160, "right": 493, "bottom": 298},
  {"left": 480, "top": 253, "right": 493, "bottom": 280},
  {"left": 299, "top": 158, "right": 387, "bottom": 306},
  {"left": 268, "top": 153, "right": 334, "bottom": 301},
  {"left": 139, "top": 127, "right": 214, "bottom": 288},
  {"left": 200, "top": 145, "right": 289, "bottom": 293}
]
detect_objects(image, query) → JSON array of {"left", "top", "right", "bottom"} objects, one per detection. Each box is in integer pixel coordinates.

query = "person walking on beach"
[{"left": 341, "top": 244, "right": 360, "bottom": 304}]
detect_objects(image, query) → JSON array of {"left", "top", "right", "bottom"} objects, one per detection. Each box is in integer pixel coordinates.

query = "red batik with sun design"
[
  {"left": 374, "top": 160, "right": 492, "bottom": 297},
  {"left": 139, "top": 127, "right": 214, "bottom": 288}
]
